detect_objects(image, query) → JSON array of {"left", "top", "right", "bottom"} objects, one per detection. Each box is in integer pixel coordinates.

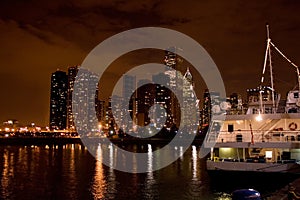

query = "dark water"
[{"left": 0, "top": 144, "right": 294, "bottom": 200}]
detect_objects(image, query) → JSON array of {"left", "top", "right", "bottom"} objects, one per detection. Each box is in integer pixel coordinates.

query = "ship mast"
[
  {"left": 260, "top": 24, "right": 300, "bottom": 112},
  {"left": 260, "top": 24, "right": 275, "bottom": 113}
]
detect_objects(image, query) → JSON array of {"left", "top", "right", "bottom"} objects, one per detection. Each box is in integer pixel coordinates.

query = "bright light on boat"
[
  {"left": 236, "top": 120, "right": 243, "bottom": 125},
  {"left": 265, "top": 151, "right": 272, "bottom": 159},
  {"left": 255, "top": 114, "right": 262, "bottom": 122}
]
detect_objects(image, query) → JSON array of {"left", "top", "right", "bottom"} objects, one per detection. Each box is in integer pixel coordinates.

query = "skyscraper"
[
  {"left": 123, "top": 75, "right": 136, "bottom": 100},
  {"left": 96, "top": 100, "right": 106, "bottom": 124},
  {"left": 72, "top": 69, "right": 99, "bottom": 134},
  {"left": 67, "top": 66, "right": 79, "bottom": 131},
  {"left": 164, "top": 47, "right": 183, "bottom": 128},
  {"left": 122, "top": 75, "right": 136, "bottom": 131},
  {"left": 182, "top": 67, "right": 197, "bottom": 130},
  {"left": 200, "top": 89, "right": 211, "bottom": 129},
  {"left": 152, "top": 72, "right": 172, "bottom": 127},
  {"left": 49, "top": 70, "right": 68, "bottom": 130},
  {"left": 135, "top": 79, "right": 155, "bottom": 126}
]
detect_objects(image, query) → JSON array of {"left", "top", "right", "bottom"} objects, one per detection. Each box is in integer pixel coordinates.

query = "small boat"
[{"left": 232, "top": 189, "right": 261, "bottom": 200}]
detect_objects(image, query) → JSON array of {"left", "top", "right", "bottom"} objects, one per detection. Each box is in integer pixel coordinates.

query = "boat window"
[
  {"left": 228, "top": 124, "right": 234, "bottom": 132},
  {"left": 265, "top": 107, "right": 272, "bottom": 114}
]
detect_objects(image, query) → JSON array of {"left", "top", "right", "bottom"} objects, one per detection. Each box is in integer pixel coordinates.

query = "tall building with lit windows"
[
  {"left": 96, "top": 100, "right": 106, "bottom": 123},
  {"left": 135, "top": 79, "right": 155, "bottom": 126},
  {"left": 164, "top": 47, "right": 183, "bottom": 128},
  {"left": 123, "top": 75, "right": 136, "bottom": 100},
  {"left": 182, "top": 67, "right": 196, "bottom": 129},
  {"left": 49, "top": 70, "right": 68, "bottom": 130},
  {"left": 200, "top": 89, "right": 211, "bottom": 129},
  {"left": 152, "top": 72, "right": 172, "bottom": 127},
  {"left": 122, "top": 75, "right": 136, "bottom": 131},
  {"left": 67, "top": 66, "right": 79, "bottom": 131},
  {"left": 72, "top": 69, "right": 99, "bottom": 134}
]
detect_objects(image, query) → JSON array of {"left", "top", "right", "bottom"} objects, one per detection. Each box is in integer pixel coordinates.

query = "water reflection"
[
  {"left": 179, "top": 146, "right": 184, "bottom": 160},
  {"left": 143, "top": 144, "right": 158, "bottom": 199},
  {"left": 92, "top": 144, "right": 105, "bottom": 199},
  {"left": 1, "top": 149, "right": 12, "bottom": 199},
  {"left": 147, "top": 144, "right": 153, "bottom": 174},
  {"left": 192, "top": 145, "right": 197, "bottom": 180},
  {"left": 109, "top": 143, "right": 114, "bottom": 169},
  {"left": 0, "top": 144, "right": 237, "bottom": 199}
]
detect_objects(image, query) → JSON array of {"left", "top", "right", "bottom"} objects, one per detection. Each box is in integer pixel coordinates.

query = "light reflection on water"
[
  {"left": 93, "top": 144, "right": 105, "bottom": 199},
  {"left": 0, "top": 144, "right": 219, "bottom": 200}
]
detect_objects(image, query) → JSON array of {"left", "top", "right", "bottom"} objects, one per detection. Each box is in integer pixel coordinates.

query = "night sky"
[{"left": 1, "top": 0, "right": 300, "bottom": 126}]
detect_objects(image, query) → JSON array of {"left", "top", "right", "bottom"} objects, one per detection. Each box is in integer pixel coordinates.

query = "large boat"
[{"left": 205, "top": 25, "right": 300, "bottom": 174}]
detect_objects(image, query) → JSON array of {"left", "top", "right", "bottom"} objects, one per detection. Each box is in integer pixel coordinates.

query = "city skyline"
[
  {"left": 48, "top": 55, "right": 200, "bottom": 133},
  {"left": 1, "top": 1, "right": 300, "bottom": 126}
]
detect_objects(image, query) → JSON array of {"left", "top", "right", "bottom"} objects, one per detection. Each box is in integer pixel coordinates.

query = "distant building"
[
  {"left": 110, "top": 95, "right": 124, "bottom": 130},
  {"left": 122, "top": 75, "right": 136, "bottom": 131},
  {"left": 72, "top": 69, "right": 99, "bottom": 134},
  {"left": 1, "top": 119, "right": 20, "bottom": 132},
  {"left": 228, "top": 92, "right": 243, "bottom": 114},
  {"left": 135, "top": 80, "right": 155, "bottom": 126},
  {"left": 230, "top": 93, "right": 239, "bottom": 109},
  {"left": 182, "top": 67, "right": 197, "bottom": 131},
  {"left": 50, "top": 67, "right": 99, "bottom": 133},
  {"left": 123, "top": 75, "right": 136, "bottom": 100},
  {"left": 96, "top": 100, "right": 106, "bottom": 123},
  {"left": 49, "top": 70, "right": 68, "bottom": 130},
  {"left": 105, "top": 98, "right": 116, "bottom": 135},
  {"left": 163, "top": 47, "right": 183, "bottom": 128},
  {"left": 152, "top": 73, "right": 172, "bottom": 127},
  {"left": 200, "top": 89, "right": 211, "bottom": 128},
  {"left": 67, "top": 66, "right": 79, "bottom": 131}
]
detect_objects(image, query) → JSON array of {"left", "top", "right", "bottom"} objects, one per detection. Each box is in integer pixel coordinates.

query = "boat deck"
[{"left": 205, "top": 130, "right": 300, "bottom": 148}]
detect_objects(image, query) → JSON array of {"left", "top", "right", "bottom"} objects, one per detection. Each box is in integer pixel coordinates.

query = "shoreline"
[
  {"left": 0, "top": 137, "right": 204, "bottom": 146},
  {"left": 0, "top": 137, "right": 82, "bottom": 145}
]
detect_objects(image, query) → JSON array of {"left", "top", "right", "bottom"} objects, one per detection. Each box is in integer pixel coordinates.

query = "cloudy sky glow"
[{"left": 1, "top": 0, "right": 300, "bottom": 126}]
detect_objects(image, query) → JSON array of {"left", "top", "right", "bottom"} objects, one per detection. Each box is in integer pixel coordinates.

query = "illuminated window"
[{"left": 265, "top": 151, "right": 272, "bottom": 159}]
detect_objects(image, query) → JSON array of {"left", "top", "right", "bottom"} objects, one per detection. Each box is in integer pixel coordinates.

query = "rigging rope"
[
  {"left": 269, "top": 41, "right": 299, "bottom": 70},
  {"left": 270, "top": 41, "right": 300, "bottom": 91}
]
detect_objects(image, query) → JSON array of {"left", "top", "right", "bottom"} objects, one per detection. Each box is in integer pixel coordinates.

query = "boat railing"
[{"left": 206, "top": 130, "right": 300, "bottom": 143}]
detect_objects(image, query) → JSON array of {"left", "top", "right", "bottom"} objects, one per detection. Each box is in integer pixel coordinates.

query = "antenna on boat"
[{"left": 260, "top": 23, "right": 276, "bottom": 113}]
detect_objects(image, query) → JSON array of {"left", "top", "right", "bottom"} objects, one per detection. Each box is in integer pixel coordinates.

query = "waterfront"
[{"left": 0, "top": 143, "right": 297, "bottom": 199}]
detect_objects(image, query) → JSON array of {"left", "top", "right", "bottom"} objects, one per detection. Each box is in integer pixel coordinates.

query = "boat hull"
[{"left": 207, "top": 160, "right": 300, "bottom": 173}]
